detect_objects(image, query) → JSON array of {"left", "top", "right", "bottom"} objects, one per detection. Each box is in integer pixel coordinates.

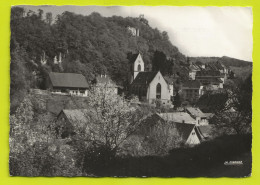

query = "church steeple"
[{"left": 128, "top": 53, "right": 144, "bottom": 84}]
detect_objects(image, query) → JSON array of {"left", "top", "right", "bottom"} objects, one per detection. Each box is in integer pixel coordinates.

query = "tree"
[
  {"left": 9, "top": 95, "right": 81, "bottom": 176},
  {"left": 173, "top": 92, "right": 182, "bottom": 108},
  {"left": 45, "top": 12, "right": 53, "bottom": 25},
  {"left": 68, "top": 86, "right": 146, "bottom": 173},
  {"left": 38, "top": 9, "right": 44, "bottom": 20},
  {"left": 86, "top": 85, "right": 146, "bottom": 152},
  {"left": 140, "top": 119, "right": 181, "bottom": 156},
  {"left": 211, "top": 75, "right": 252, "bottom": 134}
]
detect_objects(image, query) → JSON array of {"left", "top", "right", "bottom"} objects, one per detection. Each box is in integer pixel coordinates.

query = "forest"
[{"left": 10, "top": 6, "right": 188, "bottom": 112}]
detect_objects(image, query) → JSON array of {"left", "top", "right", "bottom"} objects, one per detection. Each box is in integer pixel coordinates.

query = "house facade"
[
  {"left": 195, "top": 70, "right": 223, "bottom": 89},
  {"left": 47, "top": 72, "right": 89, "bottom": 96}
]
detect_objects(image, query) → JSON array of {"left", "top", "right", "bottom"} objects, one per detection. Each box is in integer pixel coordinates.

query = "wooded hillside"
[{"left": 10, "top": 7, "right": 187, "bottom": 112}]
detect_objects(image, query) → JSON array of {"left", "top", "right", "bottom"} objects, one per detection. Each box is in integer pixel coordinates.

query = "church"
[{"left": 129, "top": 53, "right": 173, "bottom": 106}]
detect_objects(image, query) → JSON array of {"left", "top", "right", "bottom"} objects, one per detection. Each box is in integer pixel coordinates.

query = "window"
[
  {"left": 137, "top": 64, "right": 141, "bottom": 71},
  {"left": 156, "top": 83, "right": 161, "bottom": 99}
]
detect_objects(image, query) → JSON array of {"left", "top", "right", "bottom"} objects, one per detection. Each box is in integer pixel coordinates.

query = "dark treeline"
[{"left": 10, "top": 7, "right": 186, "bottom": 112}]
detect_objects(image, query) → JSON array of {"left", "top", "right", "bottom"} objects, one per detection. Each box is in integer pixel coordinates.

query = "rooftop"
[
  {"left": 128, "top": 53, "right": 140, "bottom": 63},
  {"left": 186, "top": 107, "right": 206, "bottom": 118},
  {"left": 159, "top": 112, "right": 196, "bottom": 124},
  {"left": 173, "top": 122, "right": 196, "bottom": 141},
  {"left": 196, "top": 70, "right": 221, "bottom": 77},
  {"left": 131, "top": 71, "right": 158, "bottom": 85},
  {"left": 61, "top": 109, "right": 96, "bottom": 128},
  {"left": 49, "top": 72, "right": 89, "bottom": 89},
  {"left": 182, "top": 80, "right": 201, "bottom": 89}
]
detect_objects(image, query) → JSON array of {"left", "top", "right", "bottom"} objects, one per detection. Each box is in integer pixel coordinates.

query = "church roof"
[
  {"left": 131, "top": 71, "right": 158, "bottom": 85},
  {"left": 128, "top": 53, "right": 140, "bottom": 63},
  {"left": 49, "top": 72, "right": 89, "bottom": 89}
]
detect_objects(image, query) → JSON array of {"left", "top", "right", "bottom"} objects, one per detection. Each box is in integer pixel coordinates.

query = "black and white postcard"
[{"left": 9, "top": 6, "right": 252, "bottom": 177}]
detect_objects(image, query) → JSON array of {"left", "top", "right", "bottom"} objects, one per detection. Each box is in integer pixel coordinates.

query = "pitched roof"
[
  {"left": 173, "top": 122, "right": 195, "bottom": 141},
  {"left": 131, "top": 71, "right": 158, "bottom": 85},
  {"left": 189, "top": 64, "right": 201, "bottom": 71},
  {"left": 61, "top": 109, "right": 95, "bottom": 128},
  {"left": 186, "top": 107, "right": 206, "bottom": 118},
  {"left": 197, "top": 125, "right": 213, "bottom": 139},
  {"left": 137, "top": 113, "right": 196, "bottom": 142},
  {"left": 49, "top": 72, "right": 89, "bottom": 89},
  {"left": 159, "top": 112, "right": 196, "bottom": 124},
  {"left": 182, "top": 80, "right": 201, "bottom": 89},
  {"left": 137, "top": 113, "right": 166, "bottom": 135},
  {"left": 128, "top": 53, "right": 139, "bottom": 63},
  {"left": 196, "top": 70, "right": 221, "bottom": 77}
]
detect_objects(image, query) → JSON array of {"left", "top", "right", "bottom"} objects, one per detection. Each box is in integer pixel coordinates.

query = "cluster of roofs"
[
  {"left": 46, "top": 53, "right": 231, "bottom": 107},
  {"left": 55, "top": 106, "right": 213, "bottom": 146},
  {"left": 128, "top": 53, "right": 231, "bottom": 105}
]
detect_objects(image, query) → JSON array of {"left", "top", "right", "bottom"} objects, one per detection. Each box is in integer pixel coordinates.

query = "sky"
[{"left": 19, "top": 5, "right": 253, "bottom": 61}]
